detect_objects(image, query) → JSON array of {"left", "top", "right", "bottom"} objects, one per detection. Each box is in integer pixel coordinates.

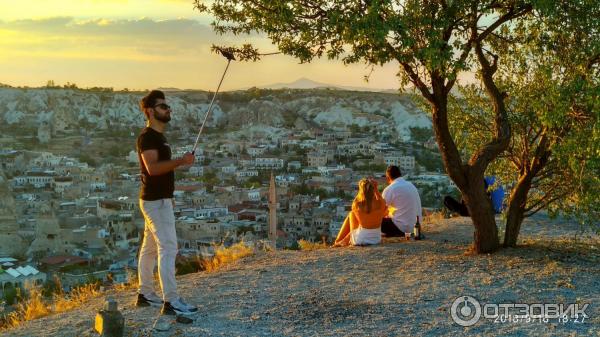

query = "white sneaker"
[{"left": 161, "top": 297, "right": 198, "bottom": 316}]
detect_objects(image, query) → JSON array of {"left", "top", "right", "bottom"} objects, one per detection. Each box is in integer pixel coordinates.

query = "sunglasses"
[{"left": 153, "top": 103, "right": 171, "bottom": 110}]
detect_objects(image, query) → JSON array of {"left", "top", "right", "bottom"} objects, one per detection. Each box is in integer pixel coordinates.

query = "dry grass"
[
  {"left": 382, "top": 237, "right": 408, "bottom": 244},
  {"left": 556, "top": 279, "right": 575, "bottom": 289},
  {"left": 1, "top": 279, "right": 103, "bottom": 331},
  {"left": 539, "top": 260, "right": 563, "bottom": 277},
  {"left": 521, "top": 237, "right": 600, "bottom": 258},
  {"left": 51, "top": 283, "right": 101, "bottom": 313},
  {"left": 298, "top": 239, "right": 329, "bottom": 251},
  {"left": 113, "top": 268, "right": 138, "bottom": 292},
  {"left": 5, "top": 283, "right": 50, "bottom": 327},
  {"left": 504, "top": 257, "right": 523, "bottom": 269},
  {"left": 422, "top": 210, "right": 445, "bottom": 225},
  {"left": 202, "top": 242, "right": 254, "bottom": 273}
]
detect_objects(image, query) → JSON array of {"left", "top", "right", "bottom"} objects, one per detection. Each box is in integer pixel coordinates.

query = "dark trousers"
[
  {"left": 381, "top": 218, "right": 405, "bottom": 237},
  {"left": 444, "top": 196, "right": 470, "bottom": 216}
]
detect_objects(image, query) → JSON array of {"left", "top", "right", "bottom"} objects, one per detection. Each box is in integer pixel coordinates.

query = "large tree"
[
  {"left": 447, "top": 2, "right": 600, "bottom": 246},
  {"left": 196, "top": 0, "right": 582, "bottom": 253}
]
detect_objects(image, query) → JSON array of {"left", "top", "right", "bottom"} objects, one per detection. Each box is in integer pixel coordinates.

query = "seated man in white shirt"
[{"left": 381, "top": 165, "right": 422, "bottom": 237}]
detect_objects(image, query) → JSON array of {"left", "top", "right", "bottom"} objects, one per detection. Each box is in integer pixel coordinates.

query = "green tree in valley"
[
  {"left": 201, "top": 170, "right": 220, "bottom": 190},
  {"left": 410, "top": 126, "right": 434, "bottom": 143}
]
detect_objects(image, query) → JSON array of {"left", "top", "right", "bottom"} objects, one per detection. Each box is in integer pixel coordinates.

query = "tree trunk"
[
  {"left": 462, "top": 175, "right": 500, "bottom": 253},
  {"left": 429, "top": 91, "right": 500, "bottom": 253},
  {"left": 504, "top": 134, "right": 551, "bottom": 247},
  {"left": 503, "top": 171, "right": 536, "bottom": 247},
  {"left": 503, "top": 174, "right": 532, "bottom": 247}
]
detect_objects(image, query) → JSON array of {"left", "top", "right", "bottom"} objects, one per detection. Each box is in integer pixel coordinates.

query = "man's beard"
[{"left": 155, "top": 113, "right": 171, "bottom": 123}]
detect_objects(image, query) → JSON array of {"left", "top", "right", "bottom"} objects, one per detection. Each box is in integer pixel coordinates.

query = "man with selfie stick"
[{"left": 135, "top": 90, "right": 197, "bottom": 316}]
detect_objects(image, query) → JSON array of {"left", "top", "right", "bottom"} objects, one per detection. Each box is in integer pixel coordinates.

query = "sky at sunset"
[{"left": 0, "top": 0, "right": 406, "bottom": 91}]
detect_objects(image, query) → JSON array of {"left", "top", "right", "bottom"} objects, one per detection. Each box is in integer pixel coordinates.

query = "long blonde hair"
[{"left": 354, "top": 178, "right": 376, "bottom": 213}]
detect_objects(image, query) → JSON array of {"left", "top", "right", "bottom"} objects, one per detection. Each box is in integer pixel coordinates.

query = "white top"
[
  {"left": 382, "top": 177, "right": 422, "bottom": 233},
  {"left": 350, "top": 227, "right": 381, "bottom": 246}
]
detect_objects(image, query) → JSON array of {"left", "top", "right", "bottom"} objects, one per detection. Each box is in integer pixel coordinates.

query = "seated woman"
[{"left": 333, "top": 178, "right": 387, "bottom": 247}]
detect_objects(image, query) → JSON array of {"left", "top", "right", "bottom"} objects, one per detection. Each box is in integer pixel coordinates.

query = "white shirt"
[
  {"left": 350, "top": 227, "right": 381, "bottom": 246},
  {"left": 382, "top": 177, "right": 422, "bottom": 233}
]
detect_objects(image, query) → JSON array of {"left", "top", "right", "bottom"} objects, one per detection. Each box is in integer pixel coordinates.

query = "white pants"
[{"left": 138, "top": 198, "right": 178, "bottom": 302}]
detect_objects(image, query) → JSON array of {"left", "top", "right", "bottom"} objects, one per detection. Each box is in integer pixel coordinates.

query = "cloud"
[
  {"left": 0, "top": 0, "right": 204, "bottom": 22},
  {"left": 0, "top": 17, "right": 225, "bottom": 60},
  {"left": 0, "top": 17, "right": 213, "bottom": 38}
]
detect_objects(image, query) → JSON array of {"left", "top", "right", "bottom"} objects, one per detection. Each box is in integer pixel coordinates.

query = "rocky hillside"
[
  {"left": 0, "top": 87, "right": 430, "bottom": 141},
  {"left": 4, "top": 215, "right": 599, "bottom": 337}
]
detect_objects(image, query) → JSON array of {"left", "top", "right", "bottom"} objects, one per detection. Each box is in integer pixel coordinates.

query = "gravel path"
[{"left": 4, "top": 214, "right": 600, "bottom": 337}]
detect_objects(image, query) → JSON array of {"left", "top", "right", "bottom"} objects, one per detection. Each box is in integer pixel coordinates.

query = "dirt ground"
[{"left": 4, "top": 214, "right": 600, "bottom": 337}]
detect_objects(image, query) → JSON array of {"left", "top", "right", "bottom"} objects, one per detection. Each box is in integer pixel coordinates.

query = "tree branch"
[
  {"left": 446, "top": 3, "right": 533, "bottom": 94},
  {"left": 468, "top": 39, "right": 511, "bottom": 172},
  {"left": 476, "top": 4, "right": 533, "bottom": 43},
  {"left": 524, "top": 191, "right": 569, "bottom": 217},
  {"left": 400, "top": 62, "right": 434, "bottom": 102}
]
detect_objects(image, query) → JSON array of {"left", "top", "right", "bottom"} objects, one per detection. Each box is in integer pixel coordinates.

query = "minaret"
[
  {"left": 0, "top": 168, "right": 25, "bottom": 257},
  {"left": 268, "top": 172, "right": 277, "bottom": 249}
]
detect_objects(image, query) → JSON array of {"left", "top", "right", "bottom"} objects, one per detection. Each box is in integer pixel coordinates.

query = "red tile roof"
[{"left": 40, "top": 255, "right": 88, "bottom": 266}]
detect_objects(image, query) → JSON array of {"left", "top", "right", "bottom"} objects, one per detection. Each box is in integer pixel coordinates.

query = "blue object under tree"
[{"left": 484, "top": 176, "right": 505, "bottom": 214}]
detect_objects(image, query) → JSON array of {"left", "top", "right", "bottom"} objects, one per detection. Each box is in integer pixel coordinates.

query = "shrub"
[
  {"left": 3, "top": 282, "right": 49, "bottom": 330},
  {"left": 2, "top": 284, "right": 17, "bottom": 306},
  {"left": 176, "top": 256, "right": 203, "bottom": 275},
  {"left": 1, "top": 280, "right": 102, "bottom": 331},
  {"left": 298, "top": 239, "right": 328, "bottom": 251},
  {"left": 201, "top": 242, "right": 254, "bottom": 273}
]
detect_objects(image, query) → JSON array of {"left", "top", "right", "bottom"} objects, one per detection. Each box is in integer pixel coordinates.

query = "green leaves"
[
  {"left": 448, "top": 2, "right": 599, "bottom": 223},
  {"left": 196, "top": 0, "right": 468, "bottom": 72}
]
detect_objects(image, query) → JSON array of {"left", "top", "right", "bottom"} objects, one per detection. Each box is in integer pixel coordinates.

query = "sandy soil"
[{"left": 3, "top": 214, "right": 600, "bottom": 337}]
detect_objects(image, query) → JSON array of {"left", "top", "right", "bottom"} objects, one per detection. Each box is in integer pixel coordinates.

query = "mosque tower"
[
  {"left": 268, "top": 172, "right": 277, "bottom": 249},
  {"left": 0, "top": 169, "right": 25, "bottom": 257}
]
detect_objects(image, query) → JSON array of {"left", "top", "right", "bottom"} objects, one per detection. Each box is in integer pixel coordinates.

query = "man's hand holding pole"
[{"left": 180, "top": 152, "right": 195, "bottom": 166}]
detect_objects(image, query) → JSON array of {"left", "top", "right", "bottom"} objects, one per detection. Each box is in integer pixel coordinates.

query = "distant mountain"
[
  {"left": 246, "top": 78, "right": 396, "bottom": 93},
  {"left": 157, "top": 87, "right": 184, "bottom": 92},
  {"left": 153, "top": 78, "right": 398, "bottom": 93},
  {"left": 261, "top": 78, "right": 339, "bottom": 90}
]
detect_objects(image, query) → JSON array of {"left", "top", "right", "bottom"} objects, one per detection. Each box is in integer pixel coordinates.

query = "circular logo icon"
[{"left": 451, "top": 296, "right": 482, "bottom": 327}]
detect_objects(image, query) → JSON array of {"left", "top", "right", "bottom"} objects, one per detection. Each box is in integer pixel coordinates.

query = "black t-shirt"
[{"left": 136, "top": 127, "right": 174, "bottom": 200}]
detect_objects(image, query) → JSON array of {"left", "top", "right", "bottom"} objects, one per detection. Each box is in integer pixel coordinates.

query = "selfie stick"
[{"left": 192, "top": 49, "right": 235, "bottom": 154}]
